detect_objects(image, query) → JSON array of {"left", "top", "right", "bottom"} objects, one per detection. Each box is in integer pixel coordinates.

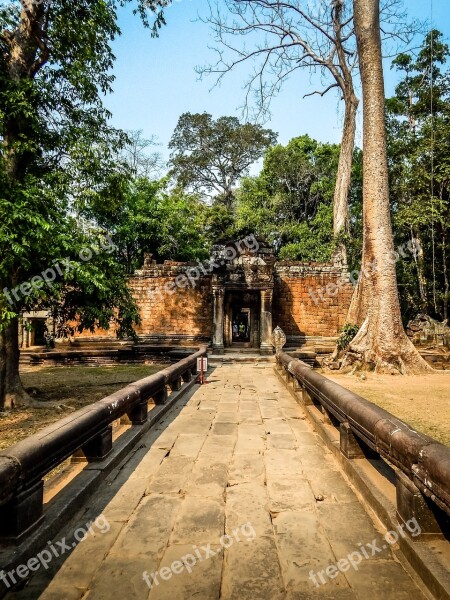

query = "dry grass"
[
  {"left": 0, "top": 364, "right": 164, "bottom": 451},
  {"left": 326, "top": 371, "right": 450, "bottom": 447}
]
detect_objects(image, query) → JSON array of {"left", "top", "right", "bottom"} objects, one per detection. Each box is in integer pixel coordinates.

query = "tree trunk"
[
  {"left": 0, "top": 317, "right": 29, "bottom": 411},
  {"left": 442, "top": 229, "right": 449, "bottom": 323},
  {"left": 0, "top": 3, "right": 47, "bottom": 410},
  {"left": 347, "top": 0, "right": 432, "bottom": 374},
  {"left": 333, "top": 92, "right": 359, "bottom": 265},
  {"left": 412, "top": 230, "right": 428, "bottom": 311},
  {"left": 346, "top": 242, "right": 372, "bottom": 326}
]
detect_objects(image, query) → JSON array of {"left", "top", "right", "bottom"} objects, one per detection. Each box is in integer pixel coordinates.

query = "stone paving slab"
[{"left": 8, "top": 364, "right": 430, "bottom": 600}]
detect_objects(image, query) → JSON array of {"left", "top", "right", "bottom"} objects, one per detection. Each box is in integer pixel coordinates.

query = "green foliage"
[
  {"left": 44, "top": 229, "right": 141, "bottom": 339},
  {"left": 337, "top": 324, "right": 359, "bottom": 351},
  {"left": 83, "top": 177, "right": 209, "bottom": 273},
  {"left": 235, "top": 135, "right": 362, "bottom": 261},
  {"left": 278, "top": 203, "right": 334, "bottom": 262},
  {"left": 0, "top": 0, "right": 169, "bottom": 338},
  {"left": 204, "top": 202, "right": 239, "bottom": 245},
  {"left": 386, "top": 30, "right": 450, "bottom": 321},
  {"left": 169, "top": 112, "right": 277, "bottom": 206}
]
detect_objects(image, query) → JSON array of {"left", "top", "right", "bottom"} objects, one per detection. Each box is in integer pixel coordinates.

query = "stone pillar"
[
  {"left": 396, "top": 471, "right": 446, "bottom": 537},
  {"left": 18, "top": 318, "right": 24, "bottom": 348},
  {"left": 212, "top": 287, "right": 225, "bottom": 354},
  {"left": 260, "top": 289, "right": 273, "bottom": 355},
  {"left": 22, "top": 319, "right": 30, "bottom": 348},
  {"left": 340, "top": 422, "right": 365, "bottom": 459}
]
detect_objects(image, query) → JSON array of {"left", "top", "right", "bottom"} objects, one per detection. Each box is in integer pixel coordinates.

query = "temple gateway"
[
  {"left": 19, "top": 238, "right": 353, "bottom": 353},
  {"left": 85, "top": 238, "right": 352, "bottom": 352}
]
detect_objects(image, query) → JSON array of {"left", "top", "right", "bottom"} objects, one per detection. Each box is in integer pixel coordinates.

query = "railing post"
[
  {"left": 292, "top": 376, "right": 302, "bottom": 392},
  {"left": 299, "top": 386, "right": 314, "bottom": 406},
  {"left": 81, "top": 426, "right": 113, "bottom": 462},
  {"left": 321, "top": 406, "right": 333, "bottom": 425},
  {"left": 126, "top": 399, "right": 148, "bottom": 425},
  {"left": 182, "top": 370, "right": 192, "bottom": 383},
  {"left": 340, "top": 422, "right": 365, "bottom": 459},
  {"left": 396, "top": 471, "right": 444, "bottom": 537},
  {"left": 170, "top": 376, "right": 182, "bottom": 392},
  {"left": 0, "top": 480, "right": 44, "bottom": 540},
  {"left": 153, "top": 387, "right": 168, "bottom": 405}
]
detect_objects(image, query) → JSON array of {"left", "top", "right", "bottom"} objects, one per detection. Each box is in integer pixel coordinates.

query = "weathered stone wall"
[
  {"left": 74, "top": 262, "right": 213, "bottom": 344},
  {"left": 128, "top": 263, "right": 212, "bottom": 341},
  {"left": 273, "top": 263, "right": 354, "bottom": 338},
  {"left": 73, "top": 260, "right": 352, "bottom": 344}
]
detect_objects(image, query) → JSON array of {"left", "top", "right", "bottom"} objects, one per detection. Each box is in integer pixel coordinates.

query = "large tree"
[
  {"left": 168, "top": 112, "right": 277, "bottom": 208},
  {"left": 200, "top": 0, "right": 416, "bottom": 262},
  {"left": 347, "top": 0, "right": 431, "bottom": 373},
  {"left": 0, "top": 0, "right": 167, "bottom": 410}
]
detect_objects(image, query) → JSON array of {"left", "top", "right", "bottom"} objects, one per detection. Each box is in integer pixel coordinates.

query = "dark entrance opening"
[
  {"left": 31, "top": 319, "right": 47, "bottom": 346},
  {"left": 232, "top": 309, "right": 250, "bottom": 343},
  {"left": 224, "top": 291, "right": 260, "bottom": 349}
]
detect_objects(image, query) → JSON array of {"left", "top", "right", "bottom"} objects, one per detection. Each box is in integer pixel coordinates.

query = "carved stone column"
[
  {"left": 260, "top": 289, "right": 273, "bottom": 355},
  {"left": 212, "top": 287, "right": 225, "bottom": 354},
  {"left": 23, "top": 320, "right": 30, "bottom": 348}
]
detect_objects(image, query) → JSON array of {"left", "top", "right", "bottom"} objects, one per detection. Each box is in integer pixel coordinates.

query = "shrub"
[{"left": 337, "top": 323, "right": 360, "bottom": 351}]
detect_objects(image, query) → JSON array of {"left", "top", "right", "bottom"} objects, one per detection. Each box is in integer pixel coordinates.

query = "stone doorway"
[
  {"left": 210, "top": 238, "right": 275, "bottom": 355},
  {"left": 31, "top": 320, "right": 47, "bottom": 346},
  {"left": 224, "top": 291, "right": 260, "bottom": 349}
]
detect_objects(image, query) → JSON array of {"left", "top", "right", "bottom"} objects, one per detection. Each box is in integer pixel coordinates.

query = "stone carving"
[
  {"left": 143, "top": 253, "right": 153, "bottom": 268},
  {"left": 406, "top": 314, "right": 450, "bottom": 347},
  {"left": 211, "top": 238, "right": 275, "bottom": 290},
  {"left": 271, "top": 326, "right": 287, "bottom": 355}
]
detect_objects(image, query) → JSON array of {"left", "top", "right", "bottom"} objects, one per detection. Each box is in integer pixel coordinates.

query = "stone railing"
[
  {"left": 277, "top": 351, "right": 450, "bottom": 536},
  {"left": 0, "top": 347, "right": 206, "bottom": 541}
]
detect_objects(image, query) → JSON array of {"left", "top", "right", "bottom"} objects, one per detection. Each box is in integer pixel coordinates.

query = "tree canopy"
[
  {"left": 234, "top": 136, "right": 362, "bottom": 263},
  {"left": 386, "top": 30, "right": 450, "bottom": 321},
  {"left": 83, "top": 177, "right": 209, "bottom": 274},
  {"left": 168, "top": 112, "right": 277, "bottom": 208}
]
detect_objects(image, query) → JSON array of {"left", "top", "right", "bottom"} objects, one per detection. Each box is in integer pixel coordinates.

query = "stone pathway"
[{"left": 11, "top": 364, "right": 429, "bottom": 600}]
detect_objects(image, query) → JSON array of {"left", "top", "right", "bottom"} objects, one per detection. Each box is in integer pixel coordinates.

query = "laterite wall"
[
  {"left": 74, "top": 261, "right": 352, "bottom": 343},
  {"left": 273, "top": 263, "right": 353, "bottom": 338}
]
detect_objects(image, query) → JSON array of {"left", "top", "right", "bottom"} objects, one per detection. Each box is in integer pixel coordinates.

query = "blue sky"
[{"left": 105, "top": 0, "right": 450, "bottom": 166}]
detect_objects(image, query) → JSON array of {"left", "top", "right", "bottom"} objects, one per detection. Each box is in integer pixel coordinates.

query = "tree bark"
[
  {"left": 442, "top": 228, "right": 449, "bottom": 322},
  {"left": 346, "top": 241, "right": 372, "bottom": 325},
  {"left": 347, "top": 0, "right": 432, "bottom": 374},
  {"left": 333, "top": 93, "right": 359, "bottom": 266},
  {"left": 0, "top": 318, "right": 30, "bottom": 410},
  {"left": 412, "top": 230, "right": 428, "bottom": 311},
  {"left": 331, "top": 0, "right": 359, "bottom": 265},
  {"left": 0, "top": 3, "right": 46, "bottom": 410}
]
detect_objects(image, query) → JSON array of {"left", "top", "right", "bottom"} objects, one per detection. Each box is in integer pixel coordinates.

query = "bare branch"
[
  {"left": 303, "top": 83, "right": 339, "bottom": 99},
  {"left": 198, "top": 0, "right": 357, "bottom": 117}
]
